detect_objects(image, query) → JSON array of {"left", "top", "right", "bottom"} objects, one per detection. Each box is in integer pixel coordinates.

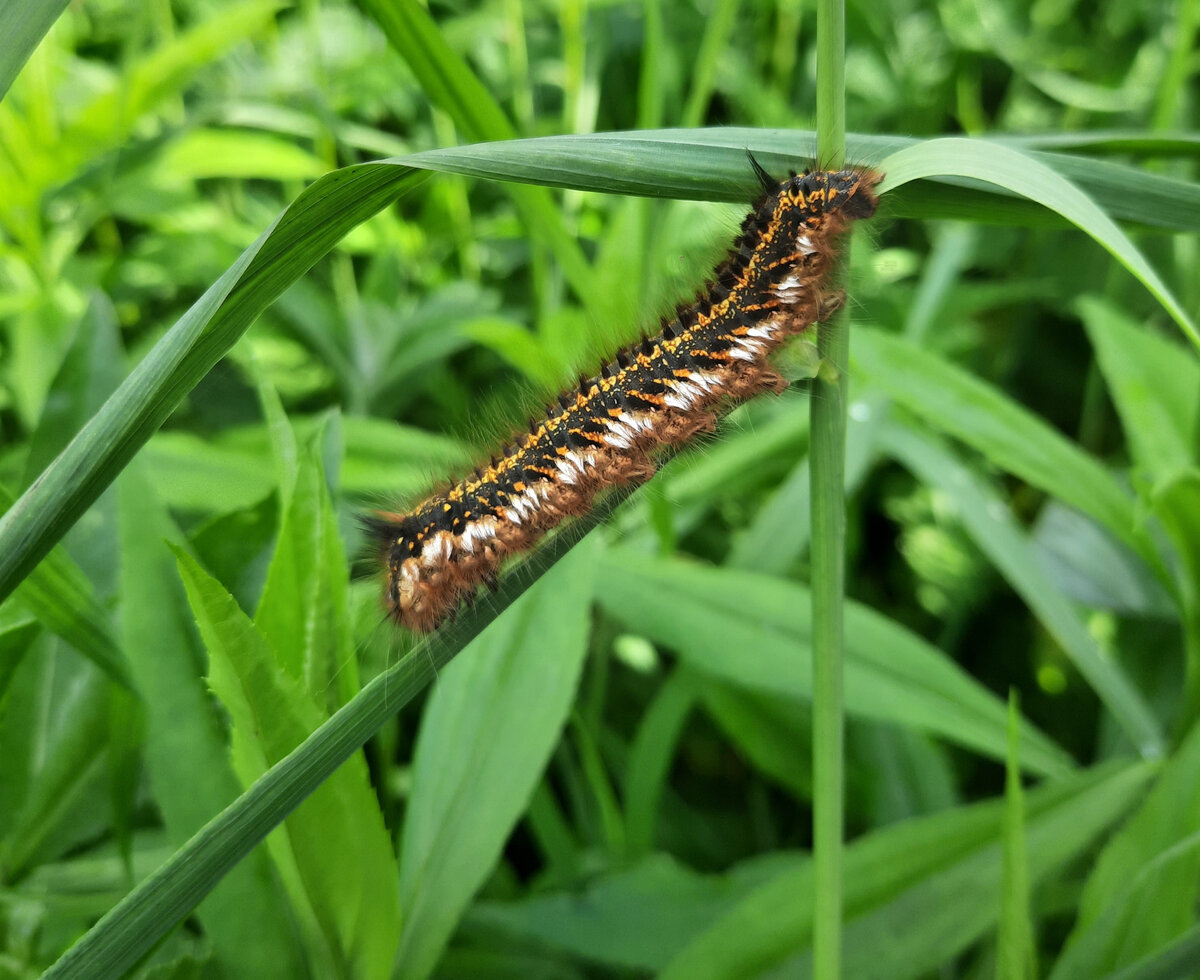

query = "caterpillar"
[{"left": 367, "top": 159, "right": 881, "bottom": 632}]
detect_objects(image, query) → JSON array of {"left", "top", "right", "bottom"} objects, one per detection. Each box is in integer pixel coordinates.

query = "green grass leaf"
[
  {"left": 624, "top": 670, "right": 703, "bottom": 855},
  {"left": 595, "top": 548, "right": 1073, "bottom": 777},
  {"left": 467, "top": 852, "right": 793, "bottom": 972},
  {"left": 851, "top": 326, "right": 1165, "bottom": 583},
  {"left": 1051, "top": 723, "right": 1200, "bottom": 977},
  {"left": 394, "top": 537, "right": 598, "bottom": 980},
  {"left": 660, "top": 762, "right": 1152, "bottom": 980},
  {"left": 998, "top": 692, "right": 1037, "bottom": 980},
  {"left": 0, "top": 0, "right": 70, "bottom": 101},
  {"left": 876, "top": 137, "right": 1199, "bottom": 348},
  {"left": 1080, "top": 297, "right": 1200, "bottom": 479},
  {"left": 883, "top": 421, "right": 1165, "bottom": 757}
]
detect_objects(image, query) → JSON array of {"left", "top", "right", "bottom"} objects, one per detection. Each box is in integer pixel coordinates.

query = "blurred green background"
[{"left": 1, "top": 0, "right": 1199, "bottom": 977}]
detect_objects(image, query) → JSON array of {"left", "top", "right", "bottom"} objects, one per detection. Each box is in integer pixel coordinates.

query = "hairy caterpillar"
[{"left": 367, "top": 160, "right": 881, "bottom": 632}]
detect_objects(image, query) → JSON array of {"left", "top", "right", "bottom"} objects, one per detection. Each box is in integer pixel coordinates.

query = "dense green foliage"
[{"left": 1, "top": 0, "right": 1199, "bottom": 977}]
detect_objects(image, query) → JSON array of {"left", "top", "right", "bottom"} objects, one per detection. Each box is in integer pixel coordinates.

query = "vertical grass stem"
[{"left": 812, "top": 0, "right": 847, "bottom": 976}]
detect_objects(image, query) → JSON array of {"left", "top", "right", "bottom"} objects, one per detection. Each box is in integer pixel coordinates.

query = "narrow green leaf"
[
  {"left": 660, "top": 762, "right": 1152, "bottom": 980},
  {"left": 625, "top": 670, "right": 700, "bottom": 856},
  {"left": 2, "top": 480, "right": 130, "bottom": 688},
  {"left": 876, "top": 137, "right": 1199, "bottom": 348},
  {"left": 1056, "top": 718, "right": 1200, "bottom": 974},
  {"left": 394, "top": 537, "right": 598, "bottom": 980},
  {"left": 1080, "top": 296, "right": 1200, "bottom": 479},
  {"left": 882, "top": 421, "right": 1165, "bottom": 757},
  {"left": 152, "top": 128, "right": 325, "bottom": 181},
  {"left": 467, "top": 852, "right": 794, "bottom": 972},
  {"left": 595, "top": 548, "right": 1074, "bottom": 777},
  {"left": 852, "top": 326, "right": 1162, "bottom": 581},
  {"left": 0, "top": 0, "right": 70, "bottom": 101},
  {"left": 997, "top": 692, "right": 1037, "bottom": 980},
  {"left": 175, "top": 548, "right": 400, "bottom": 980}
]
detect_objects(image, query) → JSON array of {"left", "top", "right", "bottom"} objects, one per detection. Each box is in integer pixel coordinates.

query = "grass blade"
[
  {"left": 876, "top": 137, "right": 1199, "bottom": 349},
  {"left": 0, "top": 0, "right": 69, "bottom": 101}
]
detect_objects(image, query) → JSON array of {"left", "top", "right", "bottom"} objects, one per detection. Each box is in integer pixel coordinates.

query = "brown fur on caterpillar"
[{"left": 366, "top": 161, "right": 881, "bottom": 632}]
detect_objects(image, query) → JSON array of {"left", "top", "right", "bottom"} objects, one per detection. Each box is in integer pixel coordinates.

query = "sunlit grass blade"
[
  {"left": 0, "top": 0, "right": 69, "bottom": 101},
  {"left": 876, "top": 137, "right": 1199, "bottom": 348}
]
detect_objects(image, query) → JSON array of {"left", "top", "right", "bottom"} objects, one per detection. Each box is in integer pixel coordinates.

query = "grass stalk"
[{"left": 811, "top": 0, "right": 848, "bottom": 976}]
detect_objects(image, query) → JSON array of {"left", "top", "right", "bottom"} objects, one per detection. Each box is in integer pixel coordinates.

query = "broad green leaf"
[
  {"left": 395, "top": 538, "right": 598, "bottom": 980},
  {"left": 661, "top": 762, "right": 1152, "bottom": 980},
  {"left": 882, "top": 421, "right": 1164, "bottom": 757},
  {"left": 1052, "top": 723, "right": 1200, "bottom": 977},
  {"left": 117, "top": 463, "right": 302, "bottom": 978},
  {"left": 595, "top": 548, "right": 1073, "bottom": 777},
  {"left": 467, "top": 852, "right": 794, "bottom": 972},
  {"left": 1080, "top": 297, "right": 1200, "bottom": 479},
  {"left": 876, "top": 137, "right": 1198, "bottom": 348},
  {"left": 175, "top": 548, "right": 400, "bottom": 980},
  {"left": 394, "top": 130, "right": 1200, "bottom": 233},
  {"left": 851, "top": 326, "right": 1162, "bottom": 580}
]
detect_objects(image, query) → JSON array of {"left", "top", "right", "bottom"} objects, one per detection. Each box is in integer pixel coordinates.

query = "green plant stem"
[{"left": 812, "top": 0, "right": 847, "bottom": 976}]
